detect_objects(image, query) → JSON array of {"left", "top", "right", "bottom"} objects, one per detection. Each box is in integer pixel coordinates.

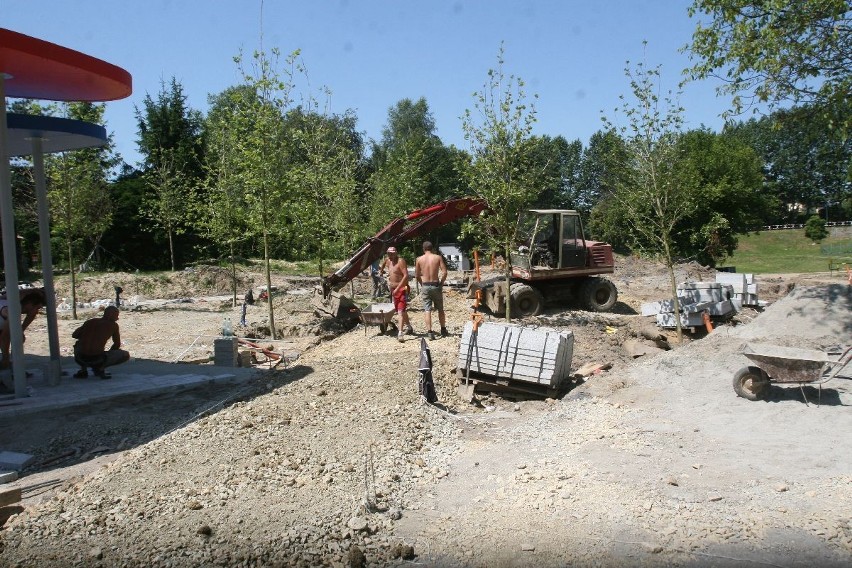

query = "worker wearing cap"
[{"left": 381, "top": 246, "right": 414, "bottom": 342}]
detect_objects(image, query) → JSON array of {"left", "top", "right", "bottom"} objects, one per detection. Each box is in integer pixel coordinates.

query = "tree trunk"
[
  {"left": 663, "top": 237, "right": 683, "bottom": 343},
  {"left": 230, "top": 242, "right": 237, "bottom": 308},
  {"left": 504, "top": 241, "right": 512, "bottom": 322},
  {"left": 68, "top": 238, "right": 77, "bottom": 320},
  {"left": 263, "top": 230, "right": 277, "bottom": 340},
  {"left": 168, "top": 229, "right": 175, "bottom": 272}
]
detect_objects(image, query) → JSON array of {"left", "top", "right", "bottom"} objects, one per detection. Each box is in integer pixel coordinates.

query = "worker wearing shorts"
[
  {"left": 415, "top": 241, "right": 449, "bottom": 340},
  {"left": 392, "top": 285, "right": 409, "bottom": 313},
  {"left": 421, "top": 284, "right": 443, "bottom": 313},
  {"left": 382, "top": 246, "right": 414, "bottom": 342}
]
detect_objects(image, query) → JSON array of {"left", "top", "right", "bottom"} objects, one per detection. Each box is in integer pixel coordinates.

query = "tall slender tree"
[
  {"left": 600, "top": 57, "right": 698, "bottom": 341},
  {"left": 47, "top": 102, "right": 119, "bottom": 318},
  {"left": 231, "top": 47, "right": 300, "bottom": 339},
  {"left": 460, "top": 45, "right": 543, "bottom": 321}
]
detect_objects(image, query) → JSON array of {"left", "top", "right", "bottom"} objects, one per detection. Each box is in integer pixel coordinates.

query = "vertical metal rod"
[
  {"left": 0, "top": 75, "right": 28, "bottom": 397},
  {"left": 31, "top": 137, "right": 62, "bottom": 385}
]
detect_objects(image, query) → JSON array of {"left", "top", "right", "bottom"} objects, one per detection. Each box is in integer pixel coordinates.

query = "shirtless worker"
[
  {"left": 381, "top": 246, "right": 414, "bottom": 342},
  {"left": 71, "top": 305, "right": 130, "bottom": 379},
  {"left": 415, "top": 241, "right": 449, "bottom": 340}
]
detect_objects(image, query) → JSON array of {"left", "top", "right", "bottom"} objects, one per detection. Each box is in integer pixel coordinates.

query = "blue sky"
[{"left": 3, "top": 0, "right": 729, "bottom": 167}]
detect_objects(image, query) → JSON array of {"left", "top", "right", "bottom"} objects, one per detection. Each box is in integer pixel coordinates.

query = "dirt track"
[{"left": 1, "top": 260, "right": 850, "bottom": 566}]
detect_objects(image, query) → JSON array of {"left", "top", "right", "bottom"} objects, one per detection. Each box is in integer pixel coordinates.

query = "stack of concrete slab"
[
  {"left": 214, "top": 337, "right": 238, "bottom": 367},
  {"left": 715, "top": 272, "right": 759, "bottom": 306},
  {"left": 641, "top": 282, "right": 739, "bottom": 329},
  {"left": 457, "top": 321, "right": 574, "bottom": 388}
]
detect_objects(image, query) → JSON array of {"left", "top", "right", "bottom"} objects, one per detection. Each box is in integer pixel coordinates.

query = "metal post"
[
  {"left": 31, "top": 137, "right": 62, "bottom": 385},
  {"left": 0, "top": 75, "right": 28, "bottom": 397}
]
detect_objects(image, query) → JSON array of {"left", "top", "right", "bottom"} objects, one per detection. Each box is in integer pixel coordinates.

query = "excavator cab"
[{"left": 515, "top": 210, "right": 588, "bottom": 270}]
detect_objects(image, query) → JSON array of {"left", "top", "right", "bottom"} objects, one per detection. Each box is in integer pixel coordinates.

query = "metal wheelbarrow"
[
  {"left": 733, "top": 343, "right": 852, "bottom": 403},
  {"left": 359, "top": 302, "right": 398, "bottom": 336}
]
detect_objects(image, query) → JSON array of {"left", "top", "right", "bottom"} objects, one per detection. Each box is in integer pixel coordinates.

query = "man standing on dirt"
[
  {"left": 415, "top": 241, "right": 449, "bottom": 341},
  {"left": 71, "top": 306, "right": 130, "bottom": 379},
  {"left": 381, "top": 246, "right": 414, "bottom": 342}
]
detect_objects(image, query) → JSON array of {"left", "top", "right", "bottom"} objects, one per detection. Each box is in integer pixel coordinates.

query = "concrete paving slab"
[
  {"left": 0, "top": 355, "right": 260, "bottom": 420},
  {"left": 0, "top": 451, "right": 35, "bottom": 471}
]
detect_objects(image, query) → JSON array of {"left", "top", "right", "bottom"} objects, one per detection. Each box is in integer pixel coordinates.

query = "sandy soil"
[{"left": 0, "top": 259, "right": 850, "bottom": 567}]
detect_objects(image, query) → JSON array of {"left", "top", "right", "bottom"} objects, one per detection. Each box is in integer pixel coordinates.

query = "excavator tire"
[
  {"left": 580, "top": 277, "right": 617, "bottom": 312},
  {"left": 509, "top": 283, "right": 544, "bottom": 317}
]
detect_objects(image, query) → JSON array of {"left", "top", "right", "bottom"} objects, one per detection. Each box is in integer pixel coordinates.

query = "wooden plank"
[{"left": 0, "top": 488, "right": 22, "bottom": 507}]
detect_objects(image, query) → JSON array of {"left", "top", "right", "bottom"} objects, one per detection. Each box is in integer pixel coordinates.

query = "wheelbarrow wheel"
[
  {"left": 733, "top": 366, "right": 770, "bottom": 400},
  {"left": 379, "top": 323, "right": 388, "bottom": 335}
]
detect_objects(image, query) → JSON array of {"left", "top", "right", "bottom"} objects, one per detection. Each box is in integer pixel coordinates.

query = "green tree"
[
  {"left": 202, "top": 85, "right": 256, "bottom": 305},
  {"left": 460, "top": 45, "right": 543, "bottom": 321},
  {"left": 686, "top": 0, "right": 852, "bottom": 132},
  {"left": 368, "top": 98, "right": 466, "bottom": 241},
  {"left": 599, "top": 58, "right": 698, "bottom": 341},
  {"left": 578, "top": 129, "right": 631, "bottom": 221},
  {"left": 529, "top": 135, "right": 584, "bottom": 210},
  {"left": 231, "top": 47, "right": 299, "bottom": 339},
  {"left": 47, "top": 102, "right": 119, "bottom": 319},
  {"left": 135, "top": 78, "right": 205, "bottom": 270},
  {"left": 674, "top": 128, "right": 770, "bottom": 264},
  {"left": 804, "top": 214, "right": 829, "bottom": 242},
  {"left": 285, "top": 100, "right": 363, "bottom": 276},
  {"left": 725, "top": 104, "right": 851, "bottom": 223}
]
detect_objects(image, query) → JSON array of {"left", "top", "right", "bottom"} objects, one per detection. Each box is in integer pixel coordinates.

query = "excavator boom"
[{"left": 321, "top": 197, "right": 487, "bottom": 295}]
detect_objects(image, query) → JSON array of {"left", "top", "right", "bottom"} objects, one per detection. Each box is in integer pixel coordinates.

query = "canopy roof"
[
  {"left": 0, "top": 28, "right": 131, "bottom": 101},
  {"left": 6, "top": 113, "right": 107, "bottom": 157}
]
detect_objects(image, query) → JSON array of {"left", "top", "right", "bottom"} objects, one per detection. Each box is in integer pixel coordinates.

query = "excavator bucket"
[{"left": 312, "top": 287, "right": 360, "bottom": 320}]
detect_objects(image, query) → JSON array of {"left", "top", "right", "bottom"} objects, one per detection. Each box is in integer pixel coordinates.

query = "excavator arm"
[{"left": 321, "top": 197, "right": 487, "bottom": 296}]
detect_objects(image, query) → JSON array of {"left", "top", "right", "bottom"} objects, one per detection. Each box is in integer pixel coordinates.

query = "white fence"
[{"left": 762, "top": 220, "right": 851, "bottom": 230}]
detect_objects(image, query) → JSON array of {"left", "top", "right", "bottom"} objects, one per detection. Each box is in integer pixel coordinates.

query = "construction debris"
[{"left": 641, "top": 281, "right": 740, "bottom": 329}]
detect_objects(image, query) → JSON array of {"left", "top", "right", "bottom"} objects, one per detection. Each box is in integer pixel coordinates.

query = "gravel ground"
[{"left": 1, "top": 260, "right": 850, "bottom": 567}]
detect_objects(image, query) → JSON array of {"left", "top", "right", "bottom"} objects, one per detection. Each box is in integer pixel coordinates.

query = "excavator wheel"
[
  {"left": 509, "top": 283, "right": 544, "bottom": 317},
  {"left": 580, "top": 277, "right": 617, "bottom": 312}
]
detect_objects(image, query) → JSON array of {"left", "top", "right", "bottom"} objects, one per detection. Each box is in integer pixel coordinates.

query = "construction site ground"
[{"left": 0, "top": 257, "right": 850, "bottom": 567}]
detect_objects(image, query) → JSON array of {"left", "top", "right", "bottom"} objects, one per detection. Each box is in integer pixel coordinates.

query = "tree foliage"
[
  {"left": 599, "top": 58, "right": 698, "bottom": 339},
  {"left": 724, "top": 103, "right": 852, "bottom": 223},
  {"left": 686, "top": 0, "right": 852, "bottom": 132},
  {"left": 47, "top": 102, "right": 119, "bottom": 317},
  {"left": 460, "top": 45, "right": 543, "bottom": 320},
  {"left": 285, "top": 100, "right": 363, "bottom": 275},
  {"left": 368, "top": 98, "right": 466, "bottom": 248},
  {"left": 804, "top": 214, "right": 829, "bottom": 242},
  {"left": 528, "top": 135, "right": 584, "bottom": 210},
  {"left": 135, "top": 78, "right": 205, "bottom": 270}
]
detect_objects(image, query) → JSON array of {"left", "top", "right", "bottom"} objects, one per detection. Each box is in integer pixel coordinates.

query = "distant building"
[{"left": 438, "top": 243, "right": 471, "bottom": 271}]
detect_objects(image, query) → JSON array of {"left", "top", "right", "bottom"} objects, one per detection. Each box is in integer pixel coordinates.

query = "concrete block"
[
  {"left": 0, "top": 471, "right": 18, "bottom": 484},
  {"left": 213, "top": 338, "right": 238, "bottom": 367},
  {"left": 715, "top": 273, "right": 747, "bottom": 294},
  {"left": 677, "top": 282, "right": 734, "bottom": 304},
  {"left": 657, "top": 311, "right": 706, "bottom": 328},
  {"left": 0, "top": 451, "right": 35, "bottom": 471},
  {"left": 641, "top": 301, "right": 664, "bottom": 316}
]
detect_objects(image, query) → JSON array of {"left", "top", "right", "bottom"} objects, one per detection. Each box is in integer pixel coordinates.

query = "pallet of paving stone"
[{"left": 457, "top": 321, "right": 574, "bottom": 388}]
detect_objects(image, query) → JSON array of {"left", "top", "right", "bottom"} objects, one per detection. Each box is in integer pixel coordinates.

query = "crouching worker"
[{"left": 72, "top": 306, "right": 129, "bottom": 379}]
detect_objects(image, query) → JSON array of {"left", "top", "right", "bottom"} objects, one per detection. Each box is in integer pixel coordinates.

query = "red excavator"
[{"left": 314, "top": 197, "right": 617, "bottom": 318}]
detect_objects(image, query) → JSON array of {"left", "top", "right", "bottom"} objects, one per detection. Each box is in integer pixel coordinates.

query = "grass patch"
[{"left": 722, "top": 227, "right": 852, "bottom": 273}]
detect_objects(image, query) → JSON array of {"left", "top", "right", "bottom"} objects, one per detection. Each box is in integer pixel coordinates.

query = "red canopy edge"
[{"left": 0, "top": 28, "right": 131, "bottom": 101}]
